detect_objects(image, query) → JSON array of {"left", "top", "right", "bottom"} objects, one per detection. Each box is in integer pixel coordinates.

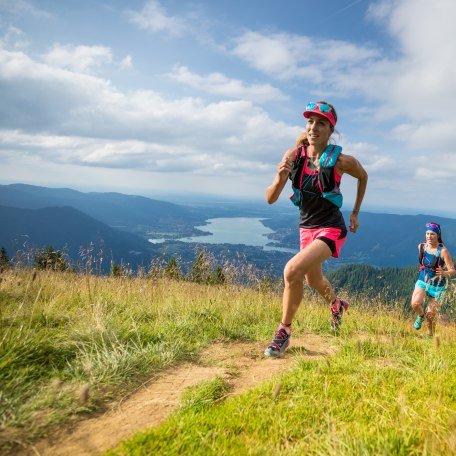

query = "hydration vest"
[
  {"left": 418, "top": 243, "right": 443, "bottom": 271},
  {"left": 289, "top": 144, "right": 343, "bottom": 208}
]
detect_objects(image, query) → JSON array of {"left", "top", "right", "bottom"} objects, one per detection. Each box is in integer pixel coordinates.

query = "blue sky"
[{"left": 1, "top": 0, "right": 455, "bottom": 216}]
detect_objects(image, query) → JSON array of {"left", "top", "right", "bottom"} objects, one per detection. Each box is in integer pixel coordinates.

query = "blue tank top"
[{"left": 418, "top": 246, "right": 447, "bottom": 287}]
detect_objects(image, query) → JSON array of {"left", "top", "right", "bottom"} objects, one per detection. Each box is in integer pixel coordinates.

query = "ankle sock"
[
  {"left": 331, "top": 298, "right": 341, "bottom": 313},
  {"left": 279, "top": 322, "right": 291, "bottom": 334}
]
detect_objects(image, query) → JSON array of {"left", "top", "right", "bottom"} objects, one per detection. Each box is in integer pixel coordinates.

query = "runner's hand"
[
  {"left": 278, "top": 157, "right": 292, "bottom": 179},
  {"left": 435, "top": 266, "right": 447, "bottom": 278},
  {"left": 349, "top": 212, "right": 359, "bottom": 233}
]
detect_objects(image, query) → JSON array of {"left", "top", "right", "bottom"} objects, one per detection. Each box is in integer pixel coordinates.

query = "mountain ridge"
[
  {"left": 1, "top": 183, "right": 455, "bottom": 273},
  {"left": 0, "top": 204, "right": 153, "bottom": 270}
]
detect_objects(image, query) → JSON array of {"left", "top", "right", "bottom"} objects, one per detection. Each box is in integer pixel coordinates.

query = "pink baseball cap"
[{"left": 303, "top": 102, "right": 336, "bottom": 127}]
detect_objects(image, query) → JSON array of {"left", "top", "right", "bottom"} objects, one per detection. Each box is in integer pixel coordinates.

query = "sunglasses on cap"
[{"left": 305, "top": 102, "right": 333, "bottom": 114}]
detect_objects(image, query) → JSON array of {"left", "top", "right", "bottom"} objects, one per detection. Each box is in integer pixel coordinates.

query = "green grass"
[
  {"left": 180, "top": 377, "right": 231, "bottom": 411},
  {"left": 1, "top": 268, "right": 455, "bottom": 455},
  {"left": 108, "top": 330, "right": 456, "bottom": 455},
  {"left": 0, "top": 268, "right": 284, "bottom": 449}
]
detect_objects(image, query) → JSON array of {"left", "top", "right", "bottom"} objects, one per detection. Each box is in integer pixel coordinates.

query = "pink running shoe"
[
  {"left": 264, "top": 328, "right": 290, "bottom": 357},
  {"left": 331, "top": 298, "right": 349, "bottom": 330}
]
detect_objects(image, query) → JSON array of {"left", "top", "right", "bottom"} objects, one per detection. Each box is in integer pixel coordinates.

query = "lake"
[{"left": 148, "top": 217, "right": 297, "bottom": 253}]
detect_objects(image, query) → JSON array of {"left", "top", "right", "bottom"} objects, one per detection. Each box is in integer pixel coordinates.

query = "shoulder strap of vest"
[
  {"left": 433, "top": 244, "right": 443, "bottom": 270},
  {"left": 419, "top": 242, "right": 425, "bottom": 267},
  {"left": 319, "top": 145, "right": 342, "bottom": 167},
  {"left": 290, "top": 146, "right": 307, "bottom": 187},
  {"left": 430, "top": 246, "right": 441, "bottom": 270}
]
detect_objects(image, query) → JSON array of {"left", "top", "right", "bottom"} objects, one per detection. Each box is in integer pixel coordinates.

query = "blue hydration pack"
[
  {"left": 418, "top": 243, "right": 443, "bottom": 271},
  {"left": 289, "top": 144, "right": 343, "bottom": 208}
]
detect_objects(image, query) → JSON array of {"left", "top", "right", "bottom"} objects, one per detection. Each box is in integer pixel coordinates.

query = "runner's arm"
[
  {"left": 436, "top": 248, "right": 455, "bottom": 278},
  {"left": 266, "top": 149, "right": 295, "bottom": 204},
  {"left": 337, "top": 154, "right": 368, "bottom": 233}
]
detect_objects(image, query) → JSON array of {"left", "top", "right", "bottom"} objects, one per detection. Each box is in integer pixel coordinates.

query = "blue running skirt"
[{"left": 415, "top": 279, "right": 446, "bottom": 302}]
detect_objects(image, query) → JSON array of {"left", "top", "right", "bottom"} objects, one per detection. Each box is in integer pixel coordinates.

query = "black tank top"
[{"left": 298, "top": 158, "right": 347, "bottom": 231}]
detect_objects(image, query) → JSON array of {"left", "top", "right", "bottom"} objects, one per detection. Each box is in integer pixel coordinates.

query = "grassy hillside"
[
  {"left": 326, "top": 264, "right": 456, "bottom": 319},
  {"left": 0, "top": 268, "right": 455, "bottom": 455}
]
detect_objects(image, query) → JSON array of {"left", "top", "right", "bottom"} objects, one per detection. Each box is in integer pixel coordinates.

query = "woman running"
[
  {"left": 264, "top": 101, "right": 368, "bottom": 357},
  {"left": 411, "top": 222, "right": 455, "bottom": 337}
]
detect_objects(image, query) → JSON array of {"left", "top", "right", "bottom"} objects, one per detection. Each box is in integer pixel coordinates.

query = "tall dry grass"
[{"left": 1, "top": 262, "right": 455, "bottom": 454}]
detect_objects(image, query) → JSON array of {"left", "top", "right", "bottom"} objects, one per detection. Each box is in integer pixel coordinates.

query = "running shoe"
[
  {"left": 330, "top": 298, "right": 349, "bottom": 331},
  {"left": 264, "top": 328, "right": 290, "bottom": 357},
  {"left": 414, "top": 315, "right": 425, "bottom": 330}
]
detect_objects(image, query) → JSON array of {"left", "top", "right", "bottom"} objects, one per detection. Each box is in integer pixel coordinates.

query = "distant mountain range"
[
  {"left": 0, "top": 205, "right": 153, "bottom": 270},
  {"left": 0, "top": 183, "right": 206, "bottom": 238},
  {"left": 1, "top": 183, "right": 455, "bottom": 274}
]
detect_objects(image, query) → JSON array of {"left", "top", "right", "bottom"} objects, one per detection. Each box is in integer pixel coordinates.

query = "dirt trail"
[{"left": 22, "top": 335, "right": 335, "bottom": 456}]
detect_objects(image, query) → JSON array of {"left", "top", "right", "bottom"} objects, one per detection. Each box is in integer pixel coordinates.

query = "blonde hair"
[{"left": 294, "top": 131, "right": 309, "bottom": 148}]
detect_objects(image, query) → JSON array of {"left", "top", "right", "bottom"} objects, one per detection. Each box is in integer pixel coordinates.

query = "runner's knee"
[{"left": 284, "top": 262, "right": 304, "bottom": 285}]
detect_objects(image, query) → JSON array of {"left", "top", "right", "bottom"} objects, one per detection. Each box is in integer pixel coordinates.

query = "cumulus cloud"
[
  {"left": 415, "top": 153, "right": 456, "bottom": 180},
  {"left": 0, "top": 25, "right": 30, "bottom": 49},
  {"left": 1, "top": 0, "right": 454, "bottom": 209},
  {"left": 231, "top": 31, "right": 379, "bottom": 82},
  {"left": 0, "top": 0, "right": 52, "bottom": 18},
  {"left": 362, "top": 0, "right": 456, "bottom": 193},
  {"left": 168, "top": 65, "right": 287, "bottom": 103},
  {"left": 126, "top": 0, "right": 187, "bottom": 36},
  {"left": 0, "top": 47, "right": 299, "bottom": 177},
  {"left": 42, "top": 44, "right": 113, "bottom": 73},
  {"left": 370, "top": 0, "right": 456, "bottom": 118},
  {"left": 120, "top": 54, "right": 133, "bottom": 70}
]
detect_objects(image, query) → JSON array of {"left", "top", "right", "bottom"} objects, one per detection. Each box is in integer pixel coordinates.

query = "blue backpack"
[{"left": 289, "top": 144, "right": 343, "bottom": 208}]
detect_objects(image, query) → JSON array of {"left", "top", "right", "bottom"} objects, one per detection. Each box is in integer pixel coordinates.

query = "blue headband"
[{"left": 426, "top": 223, "right": 441, "bottom": 235}]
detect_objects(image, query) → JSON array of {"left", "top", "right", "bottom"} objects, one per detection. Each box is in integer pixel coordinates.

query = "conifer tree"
[
  {"left": 164, "top": 256, "right": 182, "bottom": 280},
  {"left": 211, "top": 265, "right": 226, "bottom": 285},
  {"left": 190, "top": 250, "right": 211, "bottom": 284},
  {"left": 0, "top": 247, "right": 11, "bottom": 272},
  {"left": 110, "top": 261, "right": 122, "bottom": 277},
  {"left": 34, "top": 246, "right": 68, "bottom": 271}
]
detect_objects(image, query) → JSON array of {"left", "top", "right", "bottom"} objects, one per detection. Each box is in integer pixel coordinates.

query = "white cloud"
[
  {"left": 168, "top": 65, "right": 287, "bottom": 103},
  {"left": 120, "top": 54, "right": 133, "bottom": 70},
  {"left": 415, "top": 153, "right": 456, "bottom": 180},
  {"left": 0, "top": 25, "right": 30, "bottom": 50},
  {"left": 0, "top": 47, "right": 299, "bottom": 179},
  {"left": 366, "top": 0, "right": 395, "bottom": 21},
  {"left": 1, "top": 0, "right": 454, "bottom": 211},
  {"left": 386, "top": 1, "right": 456, "bottom": 119},
  {"left": 0, "top": 0, "right": 52, "bottom": 18},
  {"left": 231, "top": 31, "right": 379, "bottom": 82},
  {"left": 362, "top": 0, "right": 456, "bottom": 191},
  {"left": 126, "top": 0, "right": 187, "bottom": 36},
  {"left": 42, "top": 44, "right": 113, "bottom": 73},
  {"left": 392, "top": 121, "right": 455, "bottom": 153}
]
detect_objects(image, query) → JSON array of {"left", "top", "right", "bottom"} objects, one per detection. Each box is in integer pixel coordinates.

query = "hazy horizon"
[{"left": 2, "top": 181, "right": 455, "bottom": 220}]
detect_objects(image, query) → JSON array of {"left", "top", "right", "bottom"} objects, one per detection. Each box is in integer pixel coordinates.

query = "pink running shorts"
[{"left": 299, "top": 227, "right": 347, "bottom": 258}]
